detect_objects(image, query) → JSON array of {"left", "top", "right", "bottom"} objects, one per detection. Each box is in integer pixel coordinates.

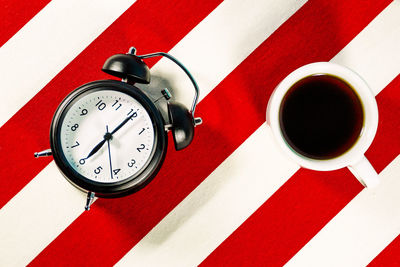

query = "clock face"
[{"left": 58, "top": 89, "right": 155, "bottom": 183}]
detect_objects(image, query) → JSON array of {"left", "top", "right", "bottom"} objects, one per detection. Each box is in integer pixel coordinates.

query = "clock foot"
[
  {"left": 85, "top": 191, "right": 95, "bottom": 211},
  {"left": 34, "top": 149, "right": 52, "bottom": 158}
]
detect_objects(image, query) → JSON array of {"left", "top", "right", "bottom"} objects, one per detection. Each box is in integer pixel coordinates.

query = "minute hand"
[
  {"left": 84, "top": 113, "right": 135, "bottom": 160},
  {"left": 110, "top": 113, "right": 135, "bottom": 135}
]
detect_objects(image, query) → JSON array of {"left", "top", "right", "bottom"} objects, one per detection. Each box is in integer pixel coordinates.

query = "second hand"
[{"left": 106, "top": 125, "right": 113, "bottom": 179}]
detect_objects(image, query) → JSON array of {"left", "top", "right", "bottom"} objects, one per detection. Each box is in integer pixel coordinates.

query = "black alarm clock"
[{"left": 34, "top": 47, "right": 202, "bottom": 210}]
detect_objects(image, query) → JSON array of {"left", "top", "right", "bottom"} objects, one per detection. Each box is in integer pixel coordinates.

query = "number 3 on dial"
[{"left": 128, "top": 159, "right": 136, "bottom": 168}]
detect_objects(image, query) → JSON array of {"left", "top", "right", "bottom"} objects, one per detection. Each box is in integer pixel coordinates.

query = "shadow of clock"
[{"left": 135, "top": 73, "right": 178, "bottom": 122}]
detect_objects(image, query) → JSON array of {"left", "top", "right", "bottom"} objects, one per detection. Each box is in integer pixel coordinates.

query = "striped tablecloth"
[{"left": 1, "top": 0, "right": 399, "bottom": 266}]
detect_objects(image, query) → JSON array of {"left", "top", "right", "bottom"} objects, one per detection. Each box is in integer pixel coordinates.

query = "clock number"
[
  {"left": 71, "top": 124, "right": 79, "bottom": 131},
  {"left": 137, "top": 144, "right": 145, "bottom": 152},
  {"left": 127, "top": 109, "right": 138, "bottom": 120},
  {"left": 138, "top": 128, "right": 146, "bottom": 135},
  {"left": 80, "top": 109, "right": 88, "bottom": 116},
  {"left": 127, "top": 159, "right": 136, "bottom": 167},
  {"left": 94, "top": 166, "right": 103, "bottom": 174},
  {"left": 113, "top": 168, "right": 121, "bottom": 175},
  {"left": 112, "top": 100, "right": 122, "bottom": 110},
  {"left": 79, "top": 158, "right": 85, "bottom": 165},
  {"left": 95, "top": 100, "right": 106, "bottom": 111},
  {"left": 71, "top": 141, "right": 80, "bottom": 148}
]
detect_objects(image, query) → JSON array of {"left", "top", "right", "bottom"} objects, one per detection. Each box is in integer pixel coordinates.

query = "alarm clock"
[{"left": 34, "top": 47, "right": 202, "bottom": 210}]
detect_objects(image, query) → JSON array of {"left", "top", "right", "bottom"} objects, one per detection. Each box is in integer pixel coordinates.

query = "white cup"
[{"left": 266, "top": 62, "right": 379, "bottom": 188}]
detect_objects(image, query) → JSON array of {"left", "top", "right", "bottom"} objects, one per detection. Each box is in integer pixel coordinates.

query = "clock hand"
[
  {"left": 84, "top": 138, "right": 107, "bottom": 160},
  {"left": 83, "top": 113, "right": 135, "bottom": 160},
  {"left": 106, "top": 125, "right": 113, "bottom": 179},
  {"left": 110, "top": 113, "right": 135, "bottom": 136}
]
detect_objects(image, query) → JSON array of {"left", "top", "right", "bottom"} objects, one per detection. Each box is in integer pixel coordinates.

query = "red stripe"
[
  {"left": 200, "top": 75, "right": 400, "bottom": 266},
  {"left": 366, "top": 77, "right": 400, "bottom": 173},
  {"left": 29, "top": 0, "right": 390, "bottom": 265},
  {"left": 0, "top": 0, "right": 223, "bottom": 209},
  {"left": 368, "top": 234, "right": 400, "bottom": 266},
  {"left": 0, "top": 0, "right": 50, "bottom": 47}
]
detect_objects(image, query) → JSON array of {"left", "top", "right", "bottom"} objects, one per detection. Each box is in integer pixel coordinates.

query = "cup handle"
[{"left": 347, "top": 155, "right": 379, "bottom": 188}]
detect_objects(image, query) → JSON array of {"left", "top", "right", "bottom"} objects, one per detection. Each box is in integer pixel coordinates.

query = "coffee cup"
[{"left": 267, "top": 62, "right": 379, "bottom": 187}]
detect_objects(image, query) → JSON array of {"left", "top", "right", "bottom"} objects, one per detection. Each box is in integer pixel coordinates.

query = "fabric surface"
[{"left": 0, "top": 0, "right": 400, "bottom": 266}]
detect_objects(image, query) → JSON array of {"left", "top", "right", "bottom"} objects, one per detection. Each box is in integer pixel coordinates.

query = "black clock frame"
[{"left": 50, "top": 80, "right": 168, "bottom": 198}]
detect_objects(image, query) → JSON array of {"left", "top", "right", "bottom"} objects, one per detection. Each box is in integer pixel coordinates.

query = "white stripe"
[
  {"left": 117, "top": 123, "right": 299, "bottom": 267},
  {"left": 285, "top": 156, "right": 400, "bottom": 267},
  {"left": 0, "top": 0, "right": 306, "bottom": 265},
  {"left": 0, "top": 0, "right": 137, "bottom": 128},
  {"left": 0, "top": 162, "right": 87, "bottom": 266},
  {"left": 117, "top": 2, "right": 400, "bottom": 266},
  {"left": 142, "top": 0, "right": 306, "bottom": 106},
  {"left": 331, "top": 0, "right": 400, "bottom": 95}
]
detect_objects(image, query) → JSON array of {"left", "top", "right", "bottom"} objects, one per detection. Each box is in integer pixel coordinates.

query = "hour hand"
[
  {"left": 84, "top": 138, "right": 106, "bottom": 160},
  {"left": 84, "top": 113, "right": 134, "bottom": 160},
  {"left": 84, "top": 127, "right": 114, "bottom": 160}
]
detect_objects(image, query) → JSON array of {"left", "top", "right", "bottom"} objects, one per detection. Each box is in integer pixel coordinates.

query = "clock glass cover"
[{"left": 58, "top": 89, "right": 155, "bottom": 183}]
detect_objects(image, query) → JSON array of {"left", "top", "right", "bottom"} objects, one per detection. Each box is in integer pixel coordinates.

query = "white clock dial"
[{"left": 59, "top": 89, "right": 155, "bottom": 183}]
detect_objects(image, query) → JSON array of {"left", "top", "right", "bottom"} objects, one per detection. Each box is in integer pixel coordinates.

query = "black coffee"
[{"left": 279, "top": 74, "right": 364, "bottom": 159}]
